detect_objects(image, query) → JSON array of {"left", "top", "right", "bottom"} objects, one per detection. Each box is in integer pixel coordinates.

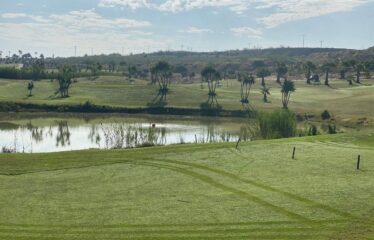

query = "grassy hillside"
[
  {"left": 0, "top": 132, "right": 373, "bottom": 239},
  {"left": 52, "top": 47, "right": 370, "bottom": 67},
  {"left": 0, "top": 76, "right": 373, "bottom": 124},
  {"left": 44, "top": 47, "right": 374, "bottom": 76}
]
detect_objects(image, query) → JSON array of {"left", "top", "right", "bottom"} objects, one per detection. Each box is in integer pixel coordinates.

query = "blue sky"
[{"left": 0, "top": 0, "right": 373, "bottom": 57}]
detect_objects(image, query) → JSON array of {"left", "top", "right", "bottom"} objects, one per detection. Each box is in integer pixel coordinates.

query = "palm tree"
[
  {"left": 56, "top": 65, "right": 75, "bottom": 98},
  {"left": 151, "top": 61, "right": 172, "bottom": 94},
  {"left": 275, "top": 63, "right": 288, "bottom": 84},
  {"left": 256, "top": 67, "right": 271, "bottom": 86},
  {"left": 260, "top": 85, "right": 270, "bottom": 102},
  {"left": 238, "top": 73, "right": 255, "bottom": 104},
  {"left": 321, "top": 62, "right": 336, "bottom": 86},
  {"left": 281, "top": 80, "right": 296, "bottom": 109},
  {"left": 354, "top": 63, "right": 365, "bottom": 83},
  {"left": 201, "top": 66, "right": 221, "bottom": 96},
  {"left": 303, "top": 61, "right": 316, "bottom": 84},
  {"left": 339, "top": 61, "right": 351, "bottom": 79}
]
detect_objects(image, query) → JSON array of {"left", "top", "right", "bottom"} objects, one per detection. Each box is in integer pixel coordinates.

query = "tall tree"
[
  {"left": 339, "top": 61, "right": 351, "bottom": 79},
  {"left": 256, "top": 67, "right": 271, "bottom": 86},
  {"left": 303, "top": 61, "right": 316, "bottom": 84},
  {"left": 281, "top": 80, "right": 296, "bottom": 109},
  {"left": 275, "top": 63, "right": 288, "bottom": 84},
  {"left": 321, "top": 62, "right": 336, "bottom": 86},
  {"left": 201, "top": 66, "right": 221, "bottom": 96},
  {"left": 354, "top": 62, "right": 365, "bottom": 83},
  {"left": 56, "top": 65, "right": 75, "bottom": 98},
  {"left": 151, "top": 61, "right": 172, "bottom": 94},
  {"left": 237, "top": 73, "right": 255, "bottom": 104}
]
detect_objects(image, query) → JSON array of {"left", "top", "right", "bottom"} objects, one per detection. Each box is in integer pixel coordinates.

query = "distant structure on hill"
[{"left": 0, "top": 63, "right": 24, "bottom": 69}]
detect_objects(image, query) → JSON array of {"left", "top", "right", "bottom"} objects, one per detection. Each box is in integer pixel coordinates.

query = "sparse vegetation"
[{"left": 255, "top": 109, "right": 297, "bottom": 139}]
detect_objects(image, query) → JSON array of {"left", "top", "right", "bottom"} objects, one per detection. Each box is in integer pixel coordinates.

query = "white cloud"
[
  {"left": 179, "top": 26, "right": 213, "bottom": 34},
  {"left": 98, "top": 0, "right": 370, "bottom": 26},
  {"left": 1, "top": 13, "right": 49, "bottom": 23},
  {"left": 231, "top": 27, "right": 262, "bottom": 38},
  {"left": 1, "top": 9, "right": 151, "bottom": 30},
  {"left": 1, "top": 13, "right": 28, "bottom": 18},
  {"left": 256, "top": 0, "right": 370, "bottom": 28},
  {"left": 49, "top": 9, "right": 151, "bottom": 30},
  {"left": 158, "top": 0, "right": 253, "bottom": 13},
  {"left": 99, "top": 0, "right": 253, "bottom": 14},
  {"left": 0, "top": 9, "right": 164, "bottom": 56},
  {"left": 98, "top": 0, "right": 152, "bottom": 9}
]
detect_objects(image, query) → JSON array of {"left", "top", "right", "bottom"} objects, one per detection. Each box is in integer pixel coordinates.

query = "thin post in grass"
[
  {"left": 357, "top": 155, "right": 361, "bottom": 170},
  {"left": 236, "top": 137, "right": 241, "bottom": 149},
  {"left": 292, "top": 147, "right": 296, "bottom": 159}
]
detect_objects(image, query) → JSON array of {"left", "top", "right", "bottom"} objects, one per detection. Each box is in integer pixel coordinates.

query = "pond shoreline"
[
  {"left": 0, "top": 112, "right": 248, "bottom": 153},
  {"left": 0, "top": 101, "right": 253, "bottom": 118}
]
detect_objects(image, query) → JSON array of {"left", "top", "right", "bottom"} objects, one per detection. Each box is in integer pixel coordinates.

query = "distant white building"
[{"left": 0, "top": 63, "right": 24, "bottom": 69}]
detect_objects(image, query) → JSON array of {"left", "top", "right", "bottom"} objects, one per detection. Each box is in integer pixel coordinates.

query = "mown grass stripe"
[
  {"left": 130, "top": 161, "right": 310, "bottom": 222},
  {"left": 153, "top": 159, "right": 354, "bottom": 219},
  {"left": 0, "top": 226, "right": 344, "bottom": 235},
  {"left": 0, "top": 231, "right": 333, "bottom": 239},
  {"left": 0, "top": 219, "right": 349, "bottom": 229}
]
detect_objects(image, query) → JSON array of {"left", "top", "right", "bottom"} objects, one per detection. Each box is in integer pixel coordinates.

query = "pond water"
[{"left": 0, "top": 113, "right": 250, "bottom": 153}]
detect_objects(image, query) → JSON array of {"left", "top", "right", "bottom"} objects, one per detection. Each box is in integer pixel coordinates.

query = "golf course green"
[
  {"left": 1, "top": 76, "right": 373, "bottom": 123},
  {"left": 0, "top": 132, "right": 373, "bottom": 239}
]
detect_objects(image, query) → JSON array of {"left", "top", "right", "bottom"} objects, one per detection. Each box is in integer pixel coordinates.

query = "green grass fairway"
[
  {"left": 1, "top": 77, "right": 373, "bottom": 123},
  {"left": 0, "top": 132, "right": 373, "bottom": 239}
]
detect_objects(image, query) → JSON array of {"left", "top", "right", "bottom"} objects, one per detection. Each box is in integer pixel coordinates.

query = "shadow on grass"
[
  {"left": 200, "top": 95, "right": 222, "bottom": 116},
  {"left": 147, "top": 90, "right": 168, "bottom": 108}
]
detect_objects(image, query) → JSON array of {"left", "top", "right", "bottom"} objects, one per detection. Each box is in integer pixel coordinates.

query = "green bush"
[
  {"left": 256, "top": 109, "right": 297, "bottom": 139},
  {"left": 321, "top": 110, "right": 331, "bottom": 120},
  {"left": 328, "top": 124, "right": 337, "bottom": 134},
  {"left": 308, "top": 125, "right": 318, "bottom": 136}
]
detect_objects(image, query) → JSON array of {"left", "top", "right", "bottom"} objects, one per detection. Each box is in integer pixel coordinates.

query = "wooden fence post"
[
  {"left": 357, "top": 155, "right": 361, "bottom": 170},
  {"left": 292, "top": 147, "right": 296, "bottom": 159}
]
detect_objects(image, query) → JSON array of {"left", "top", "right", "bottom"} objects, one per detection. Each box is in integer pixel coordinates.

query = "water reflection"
[
  {"left": 26, "top": 122, "right": 44, "bottom": 143},
  {"left": 0, "top": 117, "right": 251, "bottom": 153},
  {"left": 55, "top": 121, "right": 71, "bottom": 147}
]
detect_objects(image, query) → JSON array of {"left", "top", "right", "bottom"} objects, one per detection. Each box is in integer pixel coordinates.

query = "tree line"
[
  {"left": 0, "top": 52, "right": 372, "bottom": 109},
  {"left": 148, "top": 61, "right": 296, "bottom": 109}
]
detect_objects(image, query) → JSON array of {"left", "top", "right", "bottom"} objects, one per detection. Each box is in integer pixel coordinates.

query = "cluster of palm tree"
[
  {"left": 55, "top": 65, "right": 76, "bottom": 98},
  {"left": 200, "top": 64, "right": 296, "bottom": 109},
  {"left": 245, "top": 62, "right": 295, "bottom": 109},
  {"left": 238, "top": 73, "right": 255, "bottom": 104},
  {"left": 151, "top": 61, "right": 172, "bottom": 95},
  {"left": 302, "top": 60, "right": 371, "bottom": 86},
  {"left": 201, "top": 66, "right": 221, "bottom": 96},
  {"left": 0, "top": 50, "right": 44, "bottom": 66}
]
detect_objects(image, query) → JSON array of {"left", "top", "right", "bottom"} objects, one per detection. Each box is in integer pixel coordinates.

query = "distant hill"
[
  {"left": 48, "top": 47, "right": 374, "bottom": 74},
  {"left": 54, "top": 47, "right": 373, "bottom": 63}
]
